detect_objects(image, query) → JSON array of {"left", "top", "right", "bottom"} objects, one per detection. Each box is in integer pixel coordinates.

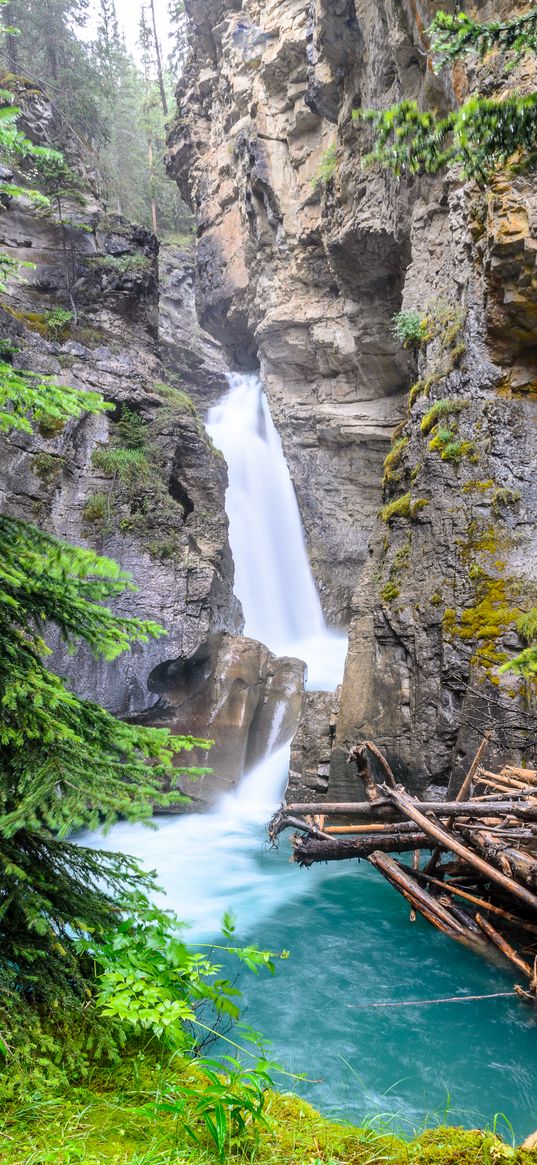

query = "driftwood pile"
[{"left": 269, "top": 737, "right": 537, "bottom": 1002}]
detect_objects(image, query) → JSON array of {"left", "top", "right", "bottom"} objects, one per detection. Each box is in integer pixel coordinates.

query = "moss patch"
[
  {"left": 0, "top": 1051, "right": 533, "bottom": 1165},
  {"left": 381, "top": 493, "right": 430, "bottom": 523},
  {"left": 32, "top": 452, "right": 65, "bottom": 483},
  {"left": 383, "top": 436, "right": 409, "bottom": 490},
  {"left": 421, "top": 398, "right": 470, "bottom": 436}
]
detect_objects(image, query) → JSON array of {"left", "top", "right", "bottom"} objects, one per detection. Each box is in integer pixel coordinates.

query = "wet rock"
[{"left": 146, "top": 632, "right": 306, "bottom": 807}]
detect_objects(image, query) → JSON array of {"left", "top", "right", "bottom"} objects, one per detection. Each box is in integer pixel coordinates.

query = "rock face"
[
  {"left": 147, "top": 633, "right": 305, "bottom": 808},
  {"left": 170, "top": 0, "right": 537, "bottom": 796},
  {"left": 168, "top": 0, "right": 417, "bottom": 624},
  {"left": 0, "top": 81, "right": 242, "bottom": 728}
]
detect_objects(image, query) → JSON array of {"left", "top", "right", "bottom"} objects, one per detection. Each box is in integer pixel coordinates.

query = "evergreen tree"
[
  {"left": 355, "top": 8, "right": 537, "bottom": 183},
  {"left": 0, "top": 0, "right": 106, "bottom": 146},
  {"left": 93, "top": 0, "right": 121, "bottom": 103},
  {"left": 168, "top": 0, "right": 189, "bottom": 79},
  {"left": 0, "top": 70, "right": 209, "bottom": 1030}
]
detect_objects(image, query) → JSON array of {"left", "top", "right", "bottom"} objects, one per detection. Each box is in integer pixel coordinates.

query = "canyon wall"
[
  {"left": 170, "top": 0, "right": 537, "bottom": 796},
  {"left": 0, "top": 81, "right": 309, "bottom": 805}
]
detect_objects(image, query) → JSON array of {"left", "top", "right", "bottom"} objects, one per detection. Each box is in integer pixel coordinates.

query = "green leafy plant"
[
  {"left": 355, "top": 8, "right": 537, "bottom": 183},
  {"left": 500, "top": 607, "right": 537, "bottom": 677},
  {"left": 91, "top": 252, "right": 152, "bottom": 274},
  {"left": 44, "top": 307, "right": 73, "bottom": 339},
  {"left": 153, "top": 1056, "right": 273, "bottom": 1161},
  {"left": 430, "top": 8, "right": 537, "bottom": 68},
  {"left": 87, "top": 899, "right": 287, "bottom": 1053},
  {"left": 0, "top": 359, "right": 110, "bottom": 435},
  {"left": 356, "top": 94, "right": 537, "bottom": 182},
  {"left": 313, "top": 143, "right": 338, "bottom": 189},
  {"left": 392, "top": 309, "right": 429, "bottom": 347}
]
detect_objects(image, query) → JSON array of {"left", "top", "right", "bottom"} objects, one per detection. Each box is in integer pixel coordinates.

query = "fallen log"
[
  {"left": 380, "top": 785, "right": 537, "bottom": 913},
  {"left": 456, "top": 826, "right": 537, "bottom": 892},
  {"left": 368, "top": 853, "right": 484, "bottom": 942},
  {"left": 323, "top": 820, "right": 431, "bottom": 836},
  {"left": 283, "top": 799, "right": 537, "bottom": 819},
  {"left": 427, "top": 733, "right": 491, "bottom": 877},
  {"left": 475, "top": 913, "right": 534, "bottom": 979},
  {"left": 292, "top": 831, "right": 431, "bottom": 866},
  {"left": 416, "top": 873, "right": 537, "bottom": 936}
]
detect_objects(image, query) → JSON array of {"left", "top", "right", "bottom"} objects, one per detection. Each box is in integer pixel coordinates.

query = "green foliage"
[
  {"left": 392, "top": 309, "right": 429, "bottom": 347},
  {"left": 313, "top": 143, "right": 337, "bottom": 189},
  {"left": 116, "top": 405, "right": 147, "bottom": 449},
  {"left": 355, "top": 94, "right": 537, "bottom": 183},
  {"left": 92, "top": 445, "right": 149, "bottom": 484},
  {"left": 154, "top": 381, "right": 198, "bottom": 414},
  {"left": 427, "top": 424, "right": 477, "bottom": 464},
  {"left": 420, "top": 398, "right": 470, "bottom": 436},
  {"left": 0, "top": 359, "right": 110, "bottom": 435},
  {"left": 381, "top": 579, "right": 400, "bottom": 602},
  {"left": 86, "top": 896, "right": 286, "bottom": 1054},
  {"left": 44, "top": 306, "right": 73, "bottom": 338},
  {"left": 154, "top": 1056, "right": 273, "bottom": 1161},
  {"left": 83, "top": 489, "right": 111, "bottom": 524},
  {"left": 32, "top": 450, "right": 64, "bottom": 481},
  {"left": 91, "top": 252, "right": 152, "bottom": 274},
  {"left": 501, "top": 607, "right": 537, "bottom": 677},
  {"left": 430, "top": 8, "right": 537, "bottom": 68},
  {"left": 0, "top": 374, "right": 212, "bottom": 1056}
]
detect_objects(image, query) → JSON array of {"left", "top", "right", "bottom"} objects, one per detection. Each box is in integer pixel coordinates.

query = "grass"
[{"left": 1, "top": 1051, "right": 534, "bottom": 1165}]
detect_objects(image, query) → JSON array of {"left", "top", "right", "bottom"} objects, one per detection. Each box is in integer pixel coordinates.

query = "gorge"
[{"left": 1, "top": 0, "right": 537, "bottom": 1158}]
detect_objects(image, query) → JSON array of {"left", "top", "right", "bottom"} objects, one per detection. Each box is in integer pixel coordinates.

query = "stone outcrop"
[
  {"left": 146, "top": 632, "right": 305, "bottom": 808},
  {"left": 288, "top": 688, "right": 340, "bottom": 803},
  {"left": 170, "top": 0, "right": 537, "bottom": 797}
]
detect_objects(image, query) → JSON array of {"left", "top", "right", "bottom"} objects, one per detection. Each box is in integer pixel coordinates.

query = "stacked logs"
[{"left": 268, "top": 739, "right": 537, "bottom": 1001}]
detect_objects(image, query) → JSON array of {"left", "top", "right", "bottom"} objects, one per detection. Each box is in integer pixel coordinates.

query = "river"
[{"left": 83, "top": 373, "right": 537, "bottom": 1141}]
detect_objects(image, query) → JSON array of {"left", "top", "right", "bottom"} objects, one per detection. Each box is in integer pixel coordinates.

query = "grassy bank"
[{"left": 2, "top": 1051, "right": 536, "bottom": 1165}]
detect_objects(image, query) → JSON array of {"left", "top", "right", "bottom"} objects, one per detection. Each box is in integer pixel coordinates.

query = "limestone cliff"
[
  {"left": 0, "top": 79, "right": 242, "bottom": 718},
  {"left": 169, "top": 0, "right": 537, "bottom": 796}
]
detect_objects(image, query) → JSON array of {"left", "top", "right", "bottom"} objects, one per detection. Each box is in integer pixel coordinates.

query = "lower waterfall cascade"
[{"left": 81, "top": 374, "right": 537, "bottom": 1140}]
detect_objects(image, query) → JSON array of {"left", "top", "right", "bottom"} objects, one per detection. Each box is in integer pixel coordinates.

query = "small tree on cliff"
[{"left": 354, "top": 7, "right": 537, "bottom": 183}]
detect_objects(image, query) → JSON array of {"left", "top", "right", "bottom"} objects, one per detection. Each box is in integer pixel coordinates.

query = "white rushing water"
[
  {"left": 207, "top": 373, "right": 347, "bottom": 691},
  {"left": 81, "top": 371, "right": 347, "bottom": 937}
]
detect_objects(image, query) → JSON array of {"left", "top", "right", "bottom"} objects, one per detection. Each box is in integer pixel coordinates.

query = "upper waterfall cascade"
[{"left": 207, "top": 373, "right": 347, "bottom": 691}]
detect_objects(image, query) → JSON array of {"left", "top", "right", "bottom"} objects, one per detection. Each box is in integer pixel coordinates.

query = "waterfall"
[
  {"left": 207, "top": 373, "right": 347, "bottom": 691},
  {"left": 80, "top": 370, "right": 347, "bottom": 933}
]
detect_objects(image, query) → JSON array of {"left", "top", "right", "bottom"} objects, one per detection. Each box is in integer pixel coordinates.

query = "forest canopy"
[{"left": 0, "top": 0, "right": 193, "bottom": 235}]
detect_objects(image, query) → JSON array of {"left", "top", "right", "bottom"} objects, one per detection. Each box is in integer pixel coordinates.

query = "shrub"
[
  {"left": 82, "top": 491, "right": 109, "bottom": 523},
  {"left": 392, "top": 309, "right": 430, "bottom": 348},
  {"left": 313, "top": 143, "right": 338, "bottom": 189},
  {"left": 115, "top": 406, "right": 147, "bottom": 450},
  {"left": 45, "top": 307, "right": 73, "bottom": 339}
]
